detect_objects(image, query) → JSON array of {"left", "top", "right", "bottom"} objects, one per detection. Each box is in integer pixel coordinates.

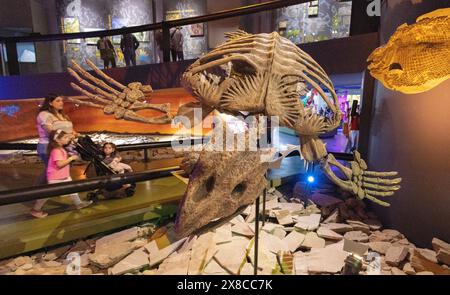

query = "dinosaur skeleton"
[
  {"left": 174, "top": 31, "right": 402, "bottom": 238},
  {"left": 67, "top": 59, "right": 172, "bottom": 124}
]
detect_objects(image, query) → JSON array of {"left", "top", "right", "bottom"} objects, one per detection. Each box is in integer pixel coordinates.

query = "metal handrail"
[
  {"left": 0, "top": 136, "right": 354, "bottom": 161},
  {"left": 0, "top": 140, "right": 353, "bottom": 206},
  {"left": 0, "top": 136, "right": 353, "bottom": 160},
  {"left": 0, "top": 0, "right": 309, "bottom": 43},
  {"left": 0, "top": 137, "right": 205, "bottom": 151},
  {"left": 0, "top": 168, "right": 177, "bottom": 206}
]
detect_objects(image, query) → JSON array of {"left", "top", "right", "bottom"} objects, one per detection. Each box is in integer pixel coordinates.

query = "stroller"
[{"left": 75, "top": 136, "right": 136, "bottom": 202}]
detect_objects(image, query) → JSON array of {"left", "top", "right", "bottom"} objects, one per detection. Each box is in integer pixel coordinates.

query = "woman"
[
  {"left": 35, "top": 94, "right": 79, "bottom": 185},
  {"left": 349, "top": 106, "right": 360, "bottom": 152}
]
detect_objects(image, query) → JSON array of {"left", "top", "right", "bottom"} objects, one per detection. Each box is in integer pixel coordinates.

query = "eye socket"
[
  {"left": 231, "top": 181, "right": 247, "bottom": 199},
  {"left": 206, "top": 176, "right": 215, "bottom": 193},
  {"left": 193, "top": 175, "right": 215, "bottom": 202},
  {"left": 389, "top": 63, "right": 403, "bottom": 71}
]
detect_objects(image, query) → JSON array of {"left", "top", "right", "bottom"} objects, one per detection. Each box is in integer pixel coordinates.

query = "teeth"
[{"left": 207, "top": 73, "right": 221, "bottom": 85}]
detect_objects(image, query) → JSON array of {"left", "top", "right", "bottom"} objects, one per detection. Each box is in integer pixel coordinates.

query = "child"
[
  {"left": 102, "top": 142, "right": 133, "bottom": 174},
  {"left": 30, "top": 130, "right": 92, "bottom": 218}
]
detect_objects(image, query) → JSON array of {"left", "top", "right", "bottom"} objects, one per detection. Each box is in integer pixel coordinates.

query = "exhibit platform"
[
  {"left": 0, "top": 173, "right": 184, "bottom": 260},
  {"left": 0, "top": 155, "right": 308, "bottom": 259}
]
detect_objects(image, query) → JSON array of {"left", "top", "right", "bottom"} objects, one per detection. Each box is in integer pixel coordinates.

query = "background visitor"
[
  {"left": 154, "top": 29, "right": 164, "bottom": 63},
  {"left": 345, "top": 104, "right": 360, "bottom": 153},
  {"left": 97, "top": 36, "right": 116, "bottom": 69},
  {"left": 120, "top": 30, "right": 140, "bottom": 67},
  {"left": 170, "top": 27, "right": 184, "bottom": 62}
]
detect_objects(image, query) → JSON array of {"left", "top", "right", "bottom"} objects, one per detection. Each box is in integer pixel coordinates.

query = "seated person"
[{"left": 102, "top": 142, "right": 133, "bottom": 174}]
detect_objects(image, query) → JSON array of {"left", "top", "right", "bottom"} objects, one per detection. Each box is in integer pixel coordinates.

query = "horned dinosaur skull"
[
  {"left": 368, "top": 8, "right": 450, "bottom": 94},
  {"left": 175, "top": 128, "right": 275, "bottom": 238},
  {"left": 174, "top": 31, "right": 402, "bottom": 238}
]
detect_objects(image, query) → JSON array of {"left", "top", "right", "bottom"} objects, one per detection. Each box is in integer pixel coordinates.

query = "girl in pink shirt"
[{"left": 30, "top": 130, "right": 92, "bottom": 218}]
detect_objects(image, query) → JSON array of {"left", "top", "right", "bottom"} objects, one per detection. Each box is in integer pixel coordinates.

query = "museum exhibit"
[{"left": 0, "top": 0, "right": 449, "bottom": 280}]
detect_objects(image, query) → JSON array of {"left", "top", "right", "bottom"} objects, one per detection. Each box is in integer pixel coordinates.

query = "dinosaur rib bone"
[{"left": 85, "top": 59, "right": 127, "bottom": 91}]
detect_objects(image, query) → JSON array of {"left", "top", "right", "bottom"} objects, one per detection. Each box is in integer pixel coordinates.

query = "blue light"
[{"left": 307, "top": 176, "right": 315, "bottom": 183}]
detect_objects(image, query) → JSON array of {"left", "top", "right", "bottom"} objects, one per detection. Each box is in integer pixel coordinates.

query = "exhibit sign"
[
  {"left": 63, "top": 17, "right": 81, "bottom": 44},
  {"left": 189, "top": 23, "right": 204, "bottom": 37}
]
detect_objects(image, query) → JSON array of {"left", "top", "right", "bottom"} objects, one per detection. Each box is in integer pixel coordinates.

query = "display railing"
[
  {"left": 0, "top": 168, "right": 175, "bottom": 206},
  {"left": 0, "top": 136, "right": 353, "bottom": 207},
  {"left": 0, "top": 0, "right": 311, "bottom": 75},
  {"left": 0, "top": 137, "right": 205, "bottom": 162},
  {"left": 0, "top": 137, "right": 353, "bottom": 160}
]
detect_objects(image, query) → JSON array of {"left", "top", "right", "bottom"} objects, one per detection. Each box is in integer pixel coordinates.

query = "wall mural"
[
  {"left": 56, "top": 0, "right": 155, "bottom": 70},
  {"left": 276, "top": 0, "right": 352, "bottom": 44},
  {"left": 0, "top": 105, "right": 20, "bottom": 123},
  {"left": 164, "top": 0, "right": 207, "bottom": 60}
]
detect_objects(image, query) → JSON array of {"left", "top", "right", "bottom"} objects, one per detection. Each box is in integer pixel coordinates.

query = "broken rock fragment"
[
  {"left": 410, "top": 248, "right": 450, "bottom": 275},
  {"left": 214, "top": 237, "right": 249, "bottom": 275},
  {"left": 322, "top": 223, "right": 353, "bottom": 233},
  {"left": 260, "top": 231, "right": 289, "bottom": 254},
  {"left": 95, "top": 227, "right": 140, "bottom": 250},
  {"left": 294, "top": 242, "right": 348, "bottom": 274},
  {"left": 278, "top": 251, "right": 294, "bottom": 275},
  {"left": 391, "top": 267, "right": 406, "bottom": 275},
  {"left": 346, "top": 220, "right": 371, "bottom": 234},
  {"left": 322, "top": 209, "right": 339, "bottom": 224},
  {"left": 110, "top": 248, "right": 149, "bottom": 275},
  {"left": 214, "top": 224, "right": 232, "bottom": 244},
  {"left": 343, "top": 231, "right": 369, "bottom": 243},
  {"left": 231, "top": 222, "right": 254, "bottom": 237},
  {"left": 301, "top": 232, "right": 326, "bottom": 249},
  {"left": 436, "top": 249, "right": 450, "bottom": 266},
  {"left": 282, "top": 230, "right": 305, "bottom": 252},
  {"left": 368, "top": 242, "right": 392, "bottom": 255},
  {"left": 156, "top": 251, "right": 191, "bottom": 275},
  {"left": 416, "top": 248, "right": 438, "bottom": 264},
  {"left": 385, "top": 246, "right": 409, "bottom": 266},
  {"left": 402, "top": 262, "right": 416, "bottom": 275},
  {"left": 274, "top": 210, "right": 294, "bottom": 225},
  {"left": 432, "top": 238, "right": 450, "bottom": 253},
  {"left": 203, "top": 259, "right": 229, "bottom": 275},
  {"left": 147, "top": 238, "right": 187, "bottom": 268},
  {"left": 294, "top": 214, "right": 321, "bottom": 231},
  {"left": 188, "top": 232, "right": 216, "bottom": 275},
  {"left": 89, "top": 241, "right": 137, "bottom": 269},
  {"left": 317, "top": 227, "right": 343, "bottom": 241}
]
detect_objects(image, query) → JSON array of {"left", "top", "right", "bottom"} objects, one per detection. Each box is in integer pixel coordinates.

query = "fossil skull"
[{"left": 174, "top": 126, "right": 275, "bottom": 238}]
